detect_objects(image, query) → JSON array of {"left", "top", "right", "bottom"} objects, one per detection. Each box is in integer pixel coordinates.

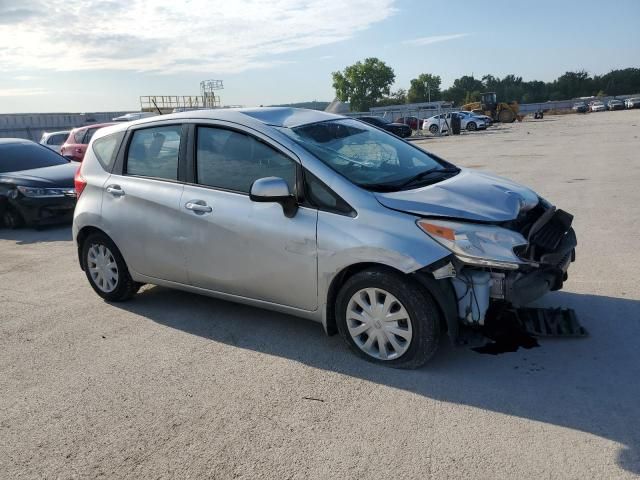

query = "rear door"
[
  {"left": 101, "top": 123, "right": 188, "bottom": 283},
  {"left": 180, "top": 123, "right": 318, "bottom": 310}
]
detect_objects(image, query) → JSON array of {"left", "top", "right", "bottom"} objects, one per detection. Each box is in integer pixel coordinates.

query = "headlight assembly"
[
  {"left": 16, "top": 186, "right": 74, "bottom": 198},
  {"left": 417, "top": 219, "right": 529, "bottom": 270}
]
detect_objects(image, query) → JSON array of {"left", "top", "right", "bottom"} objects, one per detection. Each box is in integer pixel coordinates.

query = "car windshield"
[
  {"left": 0, "top": 142, "right": 69, "bottom": 173},
  {"left": 279, "top": 118, "right": 455, "bottom": 191}
]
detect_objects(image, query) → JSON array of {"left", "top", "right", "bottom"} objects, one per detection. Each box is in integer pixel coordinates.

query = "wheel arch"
[
  {"left": 75, "top": 225, "right": 112, "bottom": 270},
  {"left": 323, "top": 261, "right": 457, "bottom": 341}
]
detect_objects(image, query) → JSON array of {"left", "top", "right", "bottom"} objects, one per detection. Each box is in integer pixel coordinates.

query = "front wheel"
[
  {"left": 429, "top": 124, "right": 439, "bottom": 134},
  {"left": 2, "top": 207, "right": 24, "bottom": 229},
  {"left": 466, "top": 121, "right": 477, "bottom": 131},
  {"left": 81, "top": 232, "right": 140, "bottom": 302},
  {"left": 336, "top": 268, "right": 441, "bottom": 369}
]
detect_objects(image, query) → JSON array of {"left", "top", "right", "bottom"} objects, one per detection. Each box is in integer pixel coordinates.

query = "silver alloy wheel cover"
[
  {"left": 87, "top": 243, "right": 119, "bottom": 293},
  {"left": 346, "top": 288, "right": 413, "bottom": 360}
]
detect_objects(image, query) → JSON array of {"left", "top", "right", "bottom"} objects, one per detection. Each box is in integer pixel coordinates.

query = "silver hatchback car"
[{"left": 73, "top": 108, "right": 577, "bottom": 368}]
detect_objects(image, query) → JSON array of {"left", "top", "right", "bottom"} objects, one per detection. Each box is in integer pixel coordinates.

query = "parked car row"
[
  {"left": 572, "top": 99, "right": 638, "bottom": 113},
  {"left": 361, "top": 111, "right": 493, "bottom": 137},
  {"left": 38, "top": 112, "right": 156, "bottom": 161}
]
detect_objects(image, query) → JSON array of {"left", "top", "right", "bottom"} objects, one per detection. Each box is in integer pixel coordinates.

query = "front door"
[{"left": 181, "top": 124, "right": 318, "bottom": 311}]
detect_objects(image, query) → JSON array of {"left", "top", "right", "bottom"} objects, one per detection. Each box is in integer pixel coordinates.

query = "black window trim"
[
  {"left": 118, "top": 123, "right": 188, "bottom": 184},
  {"left": 301, "top": 168, "right": 356, "bottom": 217},
  {"left": 186, "top": 122, "right": 304, "bottom": 199}
]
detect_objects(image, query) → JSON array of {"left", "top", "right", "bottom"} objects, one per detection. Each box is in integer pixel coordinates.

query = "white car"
[
  {"left": 112, "top": 112, "right": 158, "bottom": 122},
  {"left": 422, "top": 112, "right": 486, "bottom": 134},
  {"left": 625, "top": 97, "right": 640, "bottom": 109},
  {"left": 590, "top": 101, "right": 606, "bottom": 112},
  {"left": 461, "top": 110, "right": 493, "bottom": 126},
  {"left": 39, "top": 130, "right": 70, "bottom": 154}
]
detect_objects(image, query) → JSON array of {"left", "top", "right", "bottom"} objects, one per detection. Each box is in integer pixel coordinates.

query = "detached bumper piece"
[{"left": 515, "top": 307, "right": 588, "bottom": 337}]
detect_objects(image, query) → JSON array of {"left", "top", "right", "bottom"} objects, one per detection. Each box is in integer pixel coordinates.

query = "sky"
[{"left": 0, "top": 0, "right": 639, "bottom": 113}]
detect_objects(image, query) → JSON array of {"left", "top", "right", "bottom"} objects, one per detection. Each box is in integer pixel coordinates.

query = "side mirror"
[{"left": 249, "top": 177, "right": 298, "bottom": 218}]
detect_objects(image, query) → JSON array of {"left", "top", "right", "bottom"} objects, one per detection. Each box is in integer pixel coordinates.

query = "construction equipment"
[{"left": 463, "top": 92, "right": 520, "bottom": 123}]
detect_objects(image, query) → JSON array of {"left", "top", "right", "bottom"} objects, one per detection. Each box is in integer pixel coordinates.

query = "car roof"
[
  {"left": 71, "top": 122, "right": 117, "bottom": 132},
  {"left": 43, "top": 130, "right": 71, "bottom": 136},
  {"left": 0, "top": 138, "right": 34, "bottom": 146},
  {"left": 126, "top": 107, "right": 344, "bottom": 129}
]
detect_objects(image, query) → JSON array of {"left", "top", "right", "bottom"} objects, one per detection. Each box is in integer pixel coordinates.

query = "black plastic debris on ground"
[
  {"left": 471, "top": 303, "right": 587, "bottom": 355},
  {"left": 516, "top": 307, "right": 588, "bottom": 337},
  {"left": 472, "top": 306, "right": 539, "bottom": 355}
]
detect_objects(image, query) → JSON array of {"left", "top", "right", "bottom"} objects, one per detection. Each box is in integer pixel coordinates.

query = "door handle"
[
  {"left": 185, "top": 201, "right": 212, "bottom": 213},
  {"left": 106, "top": 185, "right": 125, "bottom": 196}
]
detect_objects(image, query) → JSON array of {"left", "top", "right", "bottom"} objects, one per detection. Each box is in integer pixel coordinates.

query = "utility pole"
[{"left": 424, "top": 81, "right": 431, "bottom": 103}]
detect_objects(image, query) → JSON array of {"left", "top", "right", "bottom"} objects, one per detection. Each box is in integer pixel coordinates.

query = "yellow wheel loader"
[{"left": 463, "top": 92, "right": 521, "bottom": 123}]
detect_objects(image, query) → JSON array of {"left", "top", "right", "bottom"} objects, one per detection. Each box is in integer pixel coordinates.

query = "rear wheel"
[
  {"left": 429, "top": 124, "right": 439, "bottom": 134},
  {"left": 81, "top": 232, "right": 140, "bottom": 302},
  {"left": 336, "top": 268, "right": 441, "bottom": 369}
]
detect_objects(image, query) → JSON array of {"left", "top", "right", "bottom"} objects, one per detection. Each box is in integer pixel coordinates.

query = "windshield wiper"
[
  {"left": 361, "top": 167, "right": 459, "bottom": 192},
  {"left": 396, "top": 166, "right": 460, "bottom": 189}
]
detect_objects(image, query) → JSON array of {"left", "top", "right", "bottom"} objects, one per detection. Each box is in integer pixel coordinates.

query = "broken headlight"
[{"left": 417, "top": 219, "right": 529, "bottom": 270}]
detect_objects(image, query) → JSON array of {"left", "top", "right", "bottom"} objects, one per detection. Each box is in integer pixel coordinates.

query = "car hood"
[
  {"left": 374, "top": 168, "right": 540, "bottom": 222},
  {"left": 0, "top": 162, "right": 77, "bottom": 188}
]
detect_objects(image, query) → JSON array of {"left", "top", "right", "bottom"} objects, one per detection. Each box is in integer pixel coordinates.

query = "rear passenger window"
[
  {"left": 126, "top": 126, "right": 181, "bottom": 180},
  {"left": 73, "top": 130, "right": 85, "bottom": 143},
  {"left": 83, "top": 128, "right": 100, "bottom": 144},
  {"left": 49, "top": 134, "right": 67, "bottom": 145},
  {"left": 93, "top": 132, "right": 124, "bottom": 171},
  {"left": 196, "top": 126, "right": 296, "bottom": 193}
]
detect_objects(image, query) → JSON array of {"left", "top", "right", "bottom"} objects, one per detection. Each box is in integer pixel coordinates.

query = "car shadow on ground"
[
  {"left": 113, "top": 287, "right": 640, "bottom": 474},
  {"left": 0, "top": 225, "right": 72, "bottom": 244}
]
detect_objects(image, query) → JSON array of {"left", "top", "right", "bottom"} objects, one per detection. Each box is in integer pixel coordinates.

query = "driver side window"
[{"left": 196, "top": 126, "right": 297, "bottom": 194}]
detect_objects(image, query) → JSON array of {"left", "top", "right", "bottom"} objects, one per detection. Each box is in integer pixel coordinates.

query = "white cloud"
[
  {"left": 0, "top": 0, "right": 396, "bottom": 74},
  {"left": 0, "top": 87, "right": 47, "bottom": 97},
  {"left": 403, "top": 33, "right": 470, "bottom": 46}
]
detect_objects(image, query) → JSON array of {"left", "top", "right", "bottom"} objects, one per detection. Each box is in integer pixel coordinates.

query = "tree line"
[{"left": 331, "top": 58, "right": 640, "bottom": 112}]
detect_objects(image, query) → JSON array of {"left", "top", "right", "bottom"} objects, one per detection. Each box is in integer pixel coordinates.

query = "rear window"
[
  {"left": 0, "top": 143, "right": 69, "bottom": 173},
  {"left": 92, "top": 131, "right": 125, "bottom": 171},
  {"left": 125, "top": 125, "right": 182, "bottom": 180},
  {"left": 73, "top": 129, "right": 85, "bottom": 143},
  {"left": 48, "top": 133, "right": 68, "bottom": 145}
]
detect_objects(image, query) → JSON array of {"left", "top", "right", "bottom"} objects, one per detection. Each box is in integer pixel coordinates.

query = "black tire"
[
  {"left": 498, "top": 108, "right": 515, "bottom": 123},
  {"left": 466, "top": 121, "right": 477, "bottom": 131},
  {"left": 2, "top": 207, "right": 24, "bottom": 229},
  {"left": 336, "top": 268, "right": 441, "bottom": 369},
  {"left": 429, "top": 124, "right": 439, "bottom": 134},
  {"left": 81, "top": 232, "right": 140, "bottom": 302}
]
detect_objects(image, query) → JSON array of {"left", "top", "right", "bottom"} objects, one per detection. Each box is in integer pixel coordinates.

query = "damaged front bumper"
[{"left": 427, "top": 205, "right": 578, "bottom": 326}]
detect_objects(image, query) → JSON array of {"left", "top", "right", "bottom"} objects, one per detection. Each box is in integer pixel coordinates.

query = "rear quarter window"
[{"left": 92, "top": 132, "right": 125, "bottom": 171}]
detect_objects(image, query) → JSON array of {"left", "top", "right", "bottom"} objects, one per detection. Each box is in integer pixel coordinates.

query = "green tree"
[
  {"left": 442, "top": 75, "right": 484, "bottom": 105},
  {"left": 376, "top": 88, "right": 407, "bottom": 107},
  {"left": 407, "top": 73, "right": 441, "bottom": 103},
  {"left": 332, "top": 58, "right": 395, "bottom": 112}
]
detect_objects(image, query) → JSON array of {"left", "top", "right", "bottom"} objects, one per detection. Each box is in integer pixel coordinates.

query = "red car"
[{"left": 60, "top": 123, "right": 115, "bottom": 161}]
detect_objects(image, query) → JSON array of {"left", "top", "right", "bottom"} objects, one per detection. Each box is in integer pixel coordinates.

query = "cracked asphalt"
[{"left": 1, "top": 110, "right": 639, "bottom": 479}]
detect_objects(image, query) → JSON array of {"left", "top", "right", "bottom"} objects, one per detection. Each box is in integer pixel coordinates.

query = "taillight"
[{"left": 74, "top": 166, "right": 87, "bottom": 198}]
